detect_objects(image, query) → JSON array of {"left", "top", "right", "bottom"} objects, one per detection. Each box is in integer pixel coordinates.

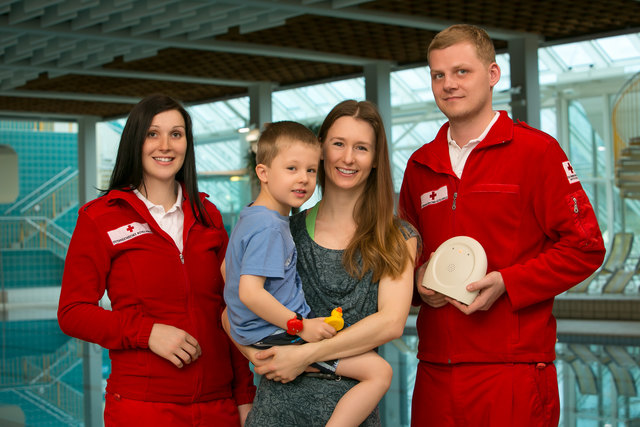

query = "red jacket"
[
  {"left": 58, "top": 187, "right": 255, "bottom": 404},
  {"left": 399, "top": 111, "right": 605, "bottom": 364}
]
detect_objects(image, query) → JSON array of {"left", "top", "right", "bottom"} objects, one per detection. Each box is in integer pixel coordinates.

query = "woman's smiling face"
[
  {"left": 141, "top": 109, "right": 187, "bottom": 186},
  {"left": 322, "top": 115, "right": 376, "bottom": 194}
]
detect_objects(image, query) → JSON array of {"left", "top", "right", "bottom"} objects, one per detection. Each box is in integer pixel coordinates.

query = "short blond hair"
[
  {"left": 256, "top": 121, "right": 319, "bottom": 166},
  {"left": 428, "top": 24, "right": 496, "bottom": 65}
]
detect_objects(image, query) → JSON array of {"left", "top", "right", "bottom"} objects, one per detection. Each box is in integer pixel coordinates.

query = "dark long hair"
[
  {"left": 107, "top": 94, "right": 211, "bottom": 226},
  {"left": 317, "top": 100, "right": 412, "bottom": 281}
]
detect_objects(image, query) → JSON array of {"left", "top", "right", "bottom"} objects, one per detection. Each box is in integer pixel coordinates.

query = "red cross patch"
[
  {"left": 563, "top": 161, "right": 580, "bottom": 184},
  {"left": 420, "top": 186, "right": 448, "bottom": 208},
  {"left": 108, "top": 222, "right": 152, "bottom": 245}
]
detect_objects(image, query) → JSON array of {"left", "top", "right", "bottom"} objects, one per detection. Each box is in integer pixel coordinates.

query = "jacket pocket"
[
  {"left": 470, "top": 183, "right": 520, "bottom": 194},
  {"left": 566, "top": 190, "right": 601, "bottom": 249},
  {"left": 465, "top": 184, "right": 522, "bottom": 262}
]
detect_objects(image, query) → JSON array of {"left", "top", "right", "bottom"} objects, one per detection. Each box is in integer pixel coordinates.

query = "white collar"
[
  {"left": 133, "top": 184, "right": 183, "bottom": 213},
  {"left": 447, "top": 111, "right": 500, "bottom": 148}
]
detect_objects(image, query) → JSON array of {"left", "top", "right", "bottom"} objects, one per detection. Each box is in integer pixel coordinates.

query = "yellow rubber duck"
[{"left": 324, "top": 307, "right": 344, "bottom": 331}]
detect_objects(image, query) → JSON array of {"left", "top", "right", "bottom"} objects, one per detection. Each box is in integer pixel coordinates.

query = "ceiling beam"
[
  {"left": 0, "top": 16, "right": 379, "bottom": 66},
  {"left": 0, "top": 63, "right": 265, "bottom": 87},
  {"left": 218, "top": 0, "right": 533, "bottom": 40},
  {"left": 0, "top": 90, "right": 141, "bottom": 104},
  {"left": 0, "top": 110, "right": 83, "bottom": 121}
]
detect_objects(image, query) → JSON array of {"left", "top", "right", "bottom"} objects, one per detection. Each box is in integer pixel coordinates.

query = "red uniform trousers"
[
  {"left": 104, "top": 392, "right": 241, "bottom": 427},
  {"left": 411, "top": 361, "right": 560, "bottom": 427}
]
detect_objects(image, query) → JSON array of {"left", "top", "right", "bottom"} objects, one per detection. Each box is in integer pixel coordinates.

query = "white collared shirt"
[
  {"left": 134, "top": 185, "right": 184, "bottom": 252},
  {"left": 448, "top": 111, "right": 500, "bottom": 178}
]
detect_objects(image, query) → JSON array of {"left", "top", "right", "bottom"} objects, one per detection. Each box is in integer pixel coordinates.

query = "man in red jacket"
[{"left": 399, "top": 24, "right": 605, "bottom": 426}]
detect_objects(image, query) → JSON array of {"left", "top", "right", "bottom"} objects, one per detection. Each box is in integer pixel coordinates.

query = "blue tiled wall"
[
  {"left": 0, "top": 124, "right": 77, "bottom": 214},
  {"left": 54, "top": 203, "right": 80, "bottom": 234},
  {"left": 1, "top": 249, "right": 64, "bottom": 289},
  {"left": 0, "top": 319, "right": 67, "bottom": 359}
]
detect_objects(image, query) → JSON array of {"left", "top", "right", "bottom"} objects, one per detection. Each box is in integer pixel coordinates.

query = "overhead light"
[
  {"left": 246, "top": 128, "right": 260, "bottom": 142},
  {"left": 238, "top": 127, "right": 250, "bottom": 133}
]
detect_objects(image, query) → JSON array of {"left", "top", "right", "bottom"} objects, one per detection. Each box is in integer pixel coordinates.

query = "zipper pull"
[
  {"left": 572, "top": 197, "right": 579, "bottom": 214},
  {"left": 452, "top": 192, "right": 458, "bottom": 210},
  {"left": 179, "top": 253, "right": 184, "bottom": 264}
]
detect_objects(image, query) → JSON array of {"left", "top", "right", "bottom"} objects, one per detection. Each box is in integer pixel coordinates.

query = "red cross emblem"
[
  {"left": 430, "top": 191, "right": 437, "bottom": 200},
  {"left": 127, "top": 225, "right": 134, "bottom": 232}
]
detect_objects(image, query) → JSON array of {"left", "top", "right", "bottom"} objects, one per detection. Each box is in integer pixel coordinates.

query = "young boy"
[{"left": 224, "top": 121, "right": 392, "bottom": 427}]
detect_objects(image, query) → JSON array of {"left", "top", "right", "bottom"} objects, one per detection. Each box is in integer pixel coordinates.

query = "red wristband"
[{"left": 286, "top": 312, "right": 304, "bottom": 335}]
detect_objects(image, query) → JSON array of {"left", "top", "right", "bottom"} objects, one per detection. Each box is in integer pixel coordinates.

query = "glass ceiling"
[
  {"left": 97, "top": 31, "right": 640, "bottom": 206},
  {"left": 183, "top": 32, "right": 640, "bottom": 148}
]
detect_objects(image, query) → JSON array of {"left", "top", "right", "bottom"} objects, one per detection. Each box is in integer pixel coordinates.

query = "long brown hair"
[{"left": 317, "top": 100, "right": 412, "bottom": 281}]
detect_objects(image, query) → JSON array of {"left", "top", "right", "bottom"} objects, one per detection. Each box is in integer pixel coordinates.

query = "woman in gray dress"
[{"left": 243, "top": 100, "right": 418, "bottom": 426}]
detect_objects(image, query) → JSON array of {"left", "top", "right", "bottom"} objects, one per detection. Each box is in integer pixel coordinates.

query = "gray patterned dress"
[{"left": 245, "top": 210, "right": 418, "bottom": 427}]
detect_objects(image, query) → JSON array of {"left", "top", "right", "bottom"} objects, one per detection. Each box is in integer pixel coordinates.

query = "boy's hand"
[{"left": 298, "top": 318, "right": 337, "bottom": 343}]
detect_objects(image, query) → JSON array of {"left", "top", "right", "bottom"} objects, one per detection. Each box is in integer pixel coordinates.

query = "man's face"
[{"left": 429, "top": 41, "right": 500, "bottom": 123}]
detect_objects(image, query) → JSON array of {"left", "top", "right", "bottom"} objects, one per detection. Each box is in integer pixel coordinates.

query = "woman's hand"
[
  {"left": 253, "top": 344, "right": 315, "bottom": 383},
  {"left": 148, "top": 323, "right": 201, "bottom": 368}
]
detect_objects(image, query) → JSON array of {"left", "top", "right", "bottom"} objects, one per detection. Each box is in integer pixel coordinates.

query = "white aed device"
[{"left": 421, "top": 236, "right": 487, "bottom": 305}]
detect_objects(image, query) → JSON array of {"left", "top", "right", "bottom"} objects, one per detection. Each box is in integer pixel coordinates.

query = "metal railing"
[
  {"left": 0, "top": 338, "right": 82, "bottom": 388},
  {"left": 0, "top": 216, "right": 72, "bottom": 259},
  {"left": 4, "top": 167, "right": 76, "bottom": 217},
  {"left": 0, "top": 339, "right": 84, "bottom": 422},
  {"left": 19, "top": 171, "right": 78, "bottom": 219}
]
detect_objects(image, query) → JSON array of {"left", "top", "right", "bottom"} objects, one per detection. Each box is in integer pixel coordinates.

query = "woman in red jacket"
[{"left": 58, "top": 94, "right": 255, "bottom": 426}]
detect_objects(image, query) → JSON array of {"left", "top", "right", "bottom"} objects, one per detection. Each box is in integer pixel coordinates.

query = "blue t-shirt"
[{"left": 224, "top": 204, "right": 310, "bottom": 345}]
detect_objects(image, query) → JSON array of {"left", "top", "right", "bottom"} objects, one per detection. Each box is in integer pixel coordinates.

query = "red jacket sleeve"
[
  {"left": 206, "top": 200, "right": 256, "bottom": 405},
  {"left": 501, "top": 141, "right": 606, "bottom": 310},
  {"left": 57, "top": 210, "right": 154, "bottom": 349}
]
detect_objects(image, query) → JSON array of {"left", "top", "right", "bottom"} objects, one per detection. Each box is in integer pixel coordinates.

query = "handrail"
[
  {"left": 1, "top": 339, "right": 84, "bottom": 422},
  {"left": 4, "top": 167, "right": 74, "bottom": 215},
  {"left": 20, "top": 169, "right": 78, "bottom": 215},
  {"left": 612, "top": 71, "right": 640, "bottom": 166},
  {"left": 23, "top": 216, "right": 72, "bottom": 241},
  {"left": 0, "top": 339, "right": 82, "bottom": 388},
  {"left": 15, "top": 388, "right": 81, "bottom": 425},
  {"left": 0, "top": 216, "right": 72, "bottom": 259}
]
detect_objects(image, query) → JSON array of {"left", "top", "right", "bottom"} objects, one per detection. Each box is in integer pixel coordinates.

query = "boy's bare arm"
[
  {"left": 239, "top": 274, "right": 294, "bottom": 330},
  {"left": 239, "top": 275, "right": 335, "bottom": 341}
]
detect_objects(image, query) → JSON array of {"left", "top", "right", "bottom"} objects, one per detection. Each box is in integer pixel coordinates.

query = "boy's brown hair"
[
  {"left": 428, "top": 24, "right": 496, "bottom": 65},
  {"left": 256, "top": 121, "right": 319, "bottom": 166}
]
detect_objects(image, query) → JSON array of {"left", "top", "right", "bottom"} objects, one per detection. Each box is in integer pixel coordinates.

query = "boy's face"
[
  {"left": 260, "top": 140, "right": 321, "bottom": 215},
  {"left": 428, "top": 41, "right": 500, "bottom": 123}
]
